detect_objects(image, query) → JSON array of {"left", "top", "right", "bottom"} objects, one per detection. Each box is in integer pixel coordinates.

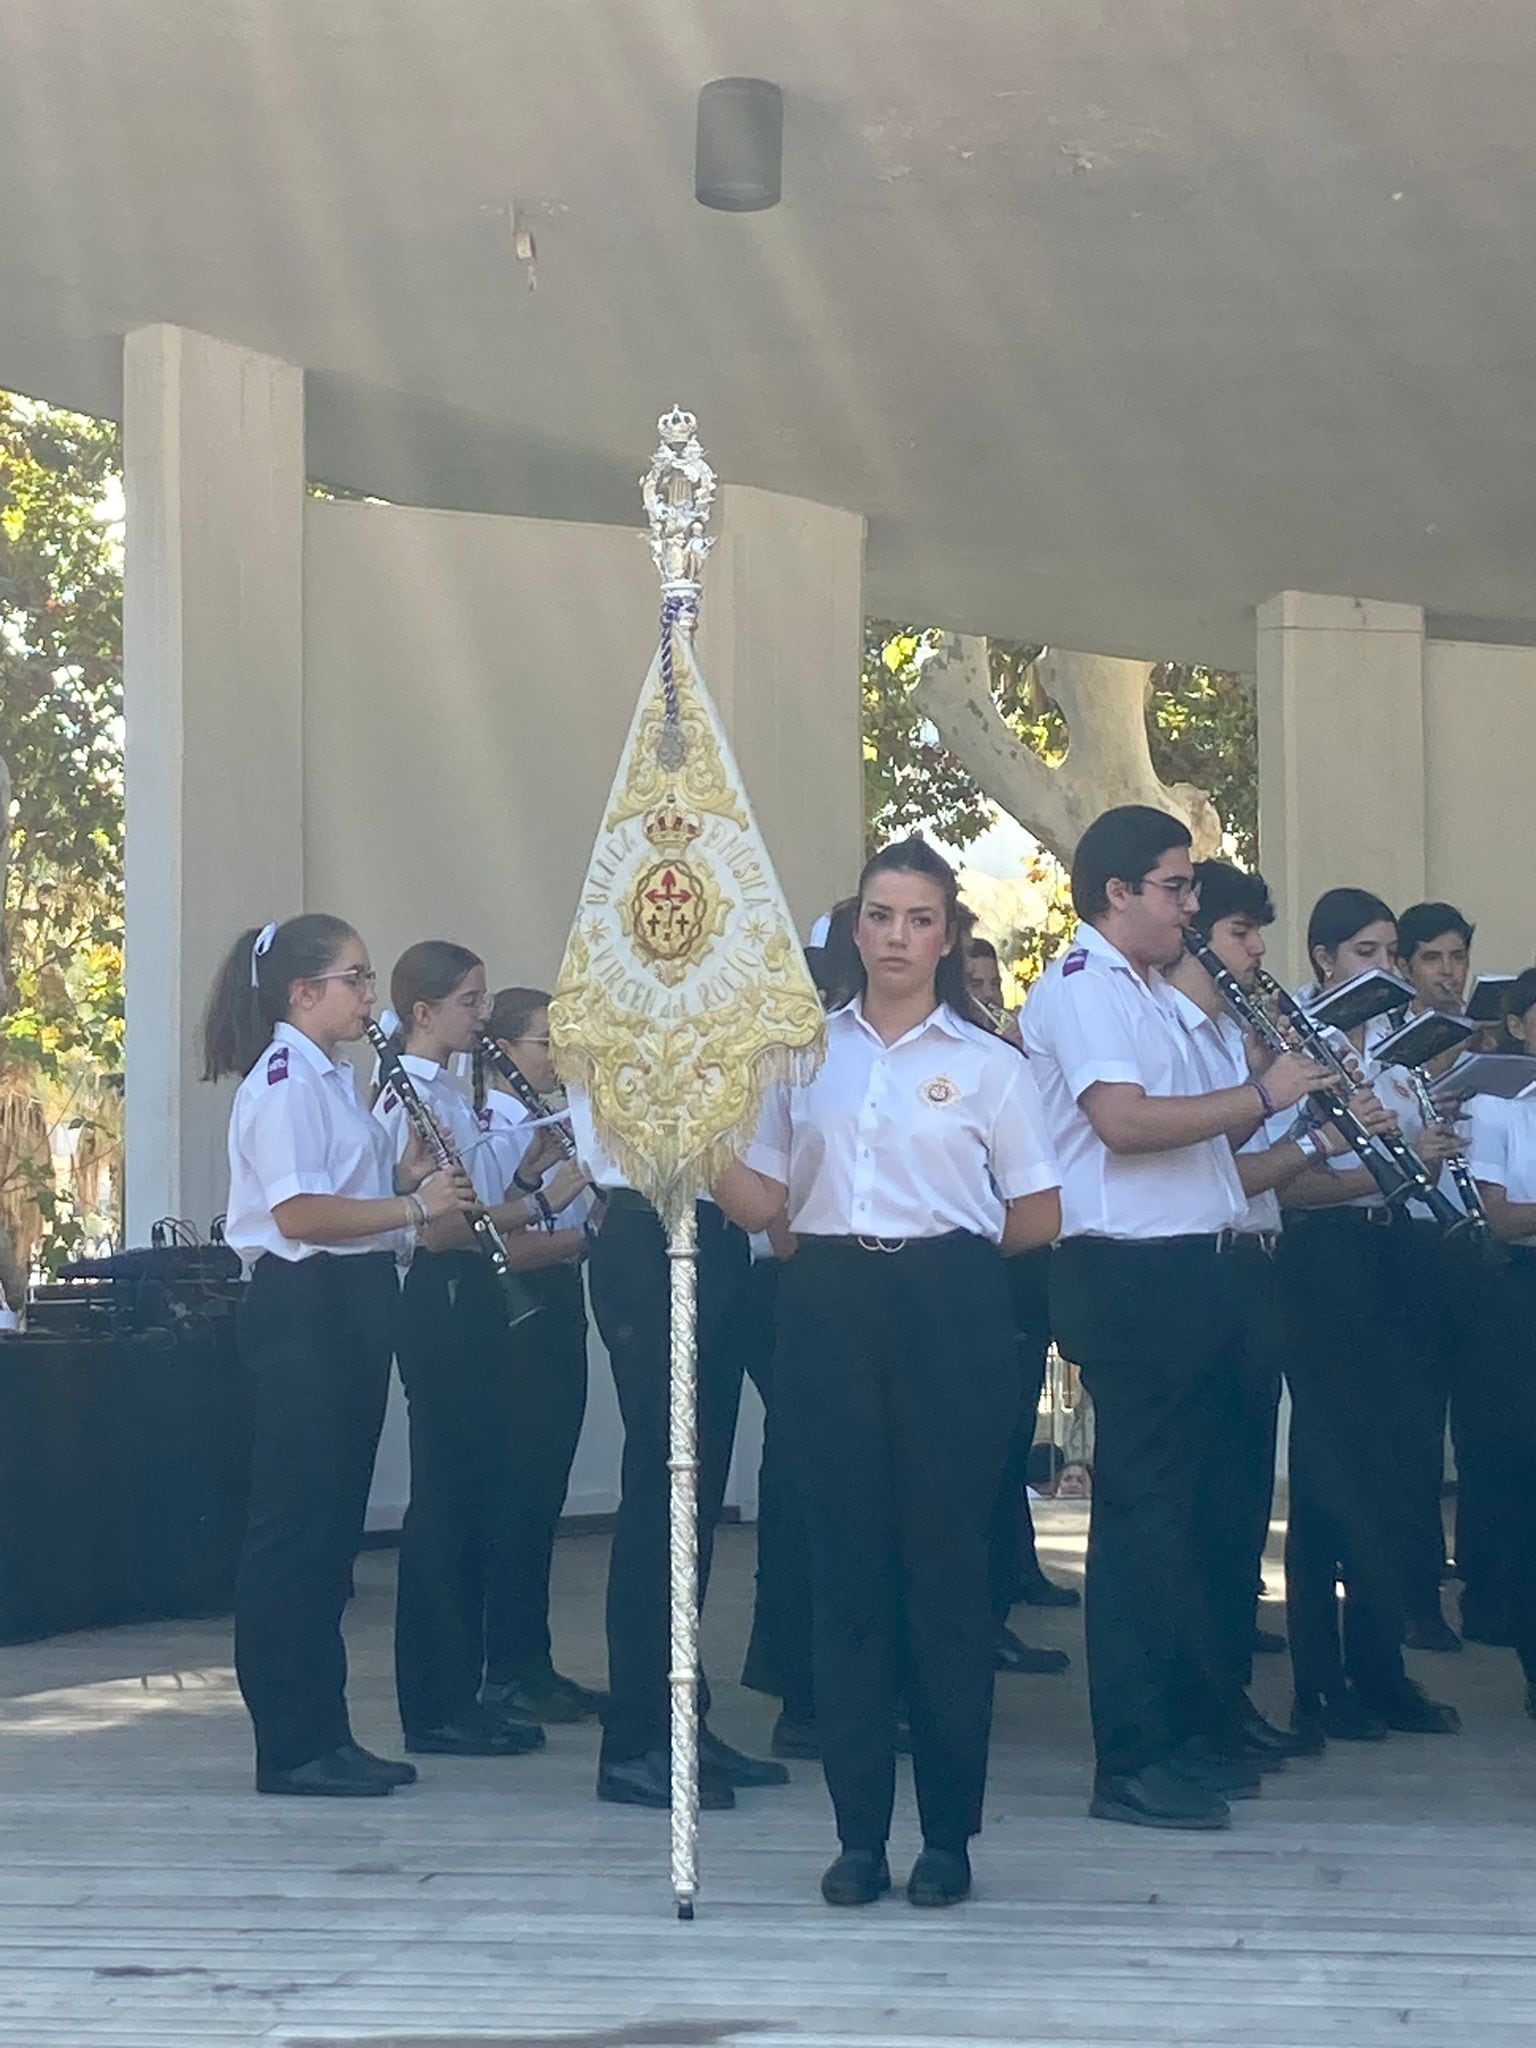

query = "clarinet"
[
  {"left": 1182, "top": 930, "right": 1417, "bottom": 1206},
  {"left": 477, "top": 1033, "right": 602, "bottom": 1238},
  {"left": 477, "top": 1033, "right": 577, "bottom": 1158},
  {"left": 1256, "top": 971, "right": 1467, "bottom": 1232},
  {"left": 364, "top": 1021, "right": 541, "bottom": 1328},
  {"left": 1397, "top": 1064, "right": 1501, "bottom": 1259}
]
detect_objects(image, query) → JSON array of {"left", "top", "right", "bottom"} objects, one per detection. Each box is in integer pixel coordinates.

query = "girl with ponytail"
[{"left": 202, "top": 913, "right": 474, "bottom": 1798}]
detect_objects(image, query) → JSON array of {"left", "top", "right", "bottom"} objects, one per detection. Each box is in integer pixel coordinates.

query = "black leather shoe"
[
  {"left": 338, "top": 1741, "right": 417, "bottom": 1787},
  {"left": 893, "top": 1716, "right": 913, "bottom": 1756},
  {"left": 1089, "top": 1762, "right": 1230, "bottom": 1831},
  {"left": 405, "top": 1713, "right": 544, "bottom": 1757},
  {"left": 1224, "top": 1701, "right": 1322, "bottom": 1761},
  {"left": 1404, "top": 1615, "right": 1463, "bottom": 1654},
  {"left": 596, "top": 1749, "right": 734, "bottom": 1810},
  {"left": 483, "top": 1672, "right": 602, "bottom": 1725},
  {"left": 821, "top": 1848, "right": 891, "bottom": 1906},
  {"left": 1359, "top": 1681, "right": 1461, "bottom": 1734},
  {"left": 699, "top": 1726, "right": 789, "bottom": 1787},
  {"left": 1252, "top": 1627, "right": 1287, "bottom": 1656},
  {"left": 994, "top": 1625, "right": 1070, "bottom": 1675},
  {"left": 256, "top": 1748, "right": 394, "bottom": 1797},
  {"left": 907, "top": 1846, "right": 972, "bottom": 1907},
  {"left": 1167, "top": 1742, "right": 1263, "bottom": 1800},
  {"left": 771, "top": 1712, "right": 821, "bottom": 1760},
  {"left": 1293, "top": 1689, "right": 1386, "bottom": 1742},
  {"left": 1017, "top": 1574, "right": 1081, "bottom": 1609}
]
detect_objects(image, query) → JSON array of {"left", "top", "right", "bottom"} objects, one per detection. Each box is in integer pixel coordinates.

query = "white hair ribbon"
[
  {"left": 808, "top": 912, "right": 832, "bottom": 949},
  {"left": 249, "top": 920, "right": 278, "bottom": 988}
]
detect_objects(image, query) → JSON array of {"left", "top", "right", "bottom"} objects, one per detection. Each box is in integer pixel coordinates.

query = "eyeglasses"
[
  {"left": 516, "top": 1034, "right": 552, "bottom": 1047},
  {"left": 1137, "top": 876, "right": 1201, "bottom": 906},
  {"left": 310, "top": 967, "right": 377, "bottom": 990},
  {"left": 453, "top": 990, "right": 495, "bottom": 1014}
]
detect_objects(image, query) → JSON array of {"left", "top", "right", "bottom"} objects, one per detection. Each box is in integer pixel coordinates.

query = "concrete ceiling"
[{"left": 5, "top": 0, "right": 1536, "bottom": 667}]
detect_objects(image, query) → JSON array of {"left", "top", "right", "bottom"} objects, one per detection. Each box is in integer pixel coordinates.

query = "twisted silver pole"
[{"left": 666, "top": 1203, "right": 701, "bottom": 1918}]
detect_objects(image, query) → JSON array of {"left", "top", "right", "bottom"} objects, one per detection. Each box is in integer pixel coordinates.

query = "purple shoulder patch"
[
  {"left": 1061, "top": 949, "right": 1089, "bottom": 978},
  {"left": 266, "top": 1048, "right": 290, "bottom": 1084},
  {"left": 476, "top": 1105, "right": 493, "bottom": 1132}
]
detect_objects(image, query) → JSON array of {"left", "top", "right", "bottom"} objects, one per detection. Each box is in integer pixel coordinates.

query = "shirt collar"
[
  {"left": 273, "top": 1020, "right": 344, "bottom": 1078},
  {"left": 400, "top": 1052, "right": 445, "bottom": 1081},
  {"left": 838, "top": 993, "right": 970, "bottom": 1052},
  {"left": 1077, "top": 922, "right": 1155, "bottom": 986}
]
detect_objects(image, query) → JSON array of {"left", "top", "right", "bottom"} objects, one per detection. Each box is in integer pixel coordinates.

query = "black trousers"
[
  {"left": 482, "top": 1263, "right": 590, "bottom": 1687},
  {"left": 777, "top": 1232, "right": 1016, "bottom": 1853},
  {"left": 1393, "top": 1221, "right": 1459, "bottom": 1625},
  {"left": 1050, "top": 1234, "right": 1247, "bottom": 1779},
  {"left": 587, "top": 1195, "right": 749, "bottom": 1763},
  {"left": 234, "top": 1252, "right": 396, "bottom": 1773},
  {"left": 1463, "top": 1249, "right": 1536, "bottom": 1682},
  {"left": 736, "top": 1260, "right": 816, "bottom": 1720},
  {"left": 394, "top": 1250, "right": 514, "bottom": 1736},
  {"left": 1280, "top": 1211, "right": 1410, "bottom": 1705},
  {"left": 988, "top": 1247, "right": 1053, "bottom": 1619},
  {"left": 1209, "top": 1244, "right": 1285, "bottom": 1697}
]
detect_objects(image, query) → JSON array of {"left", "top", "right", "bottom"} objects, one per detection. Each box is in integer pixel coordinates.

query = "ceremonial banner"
[
  {"left": 548, "top": 410, "right": 823, "bottom": 1918},
  {"left": 550, "top": 414, "right": 824, "bottom": 1226}
]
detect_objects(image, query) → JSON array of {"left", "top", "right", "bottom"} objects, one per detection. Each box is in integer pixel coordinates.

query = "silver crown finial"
[{"left": 642, "top": 406, "right": 716, "bottom": 609}]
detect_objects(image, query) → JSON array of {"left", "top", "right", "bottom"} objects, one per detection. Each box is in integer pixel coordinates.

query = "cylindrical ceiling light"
[{"left": 695, "top": 77, "right": 783, "bottom": 212}]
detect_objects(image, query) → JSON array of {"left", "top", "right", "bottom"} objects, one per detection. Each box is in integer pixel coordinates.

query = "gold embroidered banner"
[{"left": 550, "top": 627, "right": 824, "bottom": 1227}]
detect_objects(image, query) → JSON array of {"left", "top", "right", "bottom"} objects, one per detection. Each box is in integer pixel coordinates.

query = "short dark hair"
[
  {"left": 1189, "top": 860, "right": 1274, "bottom": 938},
  {"left": 966, "top": 935, "right": 999, "bottom": 964},
  {"left": 1071, "top": 806, "right": 1192, "bottom": 919},
  {"left": 1396, "top": 901, "right": 1474, "bottom": 962},
  {"left": 1306, "top": 887, "right": 1396, "bottom": 966},
  {"left": 1504, "top": 967, "right": 1536, "bottom": 1037}
]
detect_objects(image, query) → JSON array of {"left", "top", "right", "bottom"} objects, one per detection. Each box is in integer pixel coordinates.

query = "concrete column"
[
  {"left": 700, "top": 484, "right": 867, "bottom": 928},
  {"left": 122, "top": 325, "right": 304, "bottom": 1242},
  {"left": 1256, "top": 591, "right": 1426, "bottom": 982}
]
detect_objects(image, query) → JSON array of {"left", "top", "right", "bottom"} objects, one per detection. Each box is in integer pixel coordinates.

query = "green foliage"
[
  {"left": 0, "top": 392, "right": 124, "bottom": 1271},
  {"left": 863, "top": 621, "right": 1257, "bottom": 864}
]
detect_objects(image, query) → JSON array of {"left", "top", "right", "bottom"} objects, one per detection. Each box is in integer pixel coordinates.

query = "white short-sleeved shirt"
[
  {"left": 479, "top": 1089, "right": 594, "bottom": 1228},
  {"left": 373, "top": 1053, "right": 507, "bottom": 1210},
  {"left": 1167, "top": 988, "right": 1282, "bottom": 1234},
  {"left": 225, "top": 1022, "right": 407, "bottom": 1264},
  {"left": 1467, "top": 1094, "right": 1536, "bottom": 1246},
  {"left": 743, "top": 996, "right": 1059, "bottom": 1243},
  {"left": 1021, "top": 924, "right": 1246, "bottom": 1240}
]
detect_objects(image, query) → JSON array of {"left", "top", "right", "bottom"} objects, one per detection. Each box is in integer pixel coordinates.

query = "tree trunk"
[
  {"left": 912, "top": 635, "right": 1222, "bottom": 865},
  {"left": 0, "top": 752, "right": 9, "bottom": 1015}
]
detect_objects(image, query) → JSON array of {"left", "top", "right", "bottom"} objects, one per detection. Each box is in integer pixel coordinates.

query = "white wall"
[
  {"left": 300, "top": 487, "right": 865, "bottom": 1524},
  {"left": 1424, "top": 638, "right": 1536, "bottom": 973}
]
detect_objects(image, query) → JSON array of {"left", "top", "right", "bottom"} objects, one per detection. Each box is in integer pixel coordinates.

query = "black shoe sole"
[
  {"left": 822, "top": 1866, "right": 892, "bottom": 1907},
  {"left": 404, "top": 1735, "right": 544, "bottom": 1756},
  {"left": 908, "top": 1884, "right": 972, "bottom": 1907},
  {"left": 1089, "top": 1795, "right": 1230, "bottom": 1830},
  {"left": 596, "top": 1776, "right": 736, "bottom": 1811},
  {"left": 256, "top": 1776, "right": 393, "bottom": 1798}
]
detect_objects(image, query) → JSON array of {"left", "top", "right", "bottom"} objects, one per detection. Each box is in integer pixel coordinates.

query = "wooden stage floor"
[{"left": 2, "top": 1504, "right": 1534, "bottom": 2048}]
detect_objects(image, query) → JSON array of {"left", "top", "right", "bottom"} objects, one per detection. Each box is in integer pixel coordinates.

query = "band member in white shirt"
[
  {"left": 1276, "top": 890, "right": 1462, "bottom": 1741},
  {"left": 375, "top": 942, "right": 582, "bottom": 1761},
  {"left": 1167, "top": 861, "right": 1395, "bottom": 1764},
  {"left": 717, "top": 837, "right": 1061, "bottom": 1911},
  {"left": 1022, "top": 808, "right": 1328, "bottom": 1832},
  {"left": 472, "top": 985, "right": 602, "bottom": 1726},
  {"left": 202, "top": 913, "right": 474, "bottom": 1797},
  {"left": 1465, "top": 967, "right": 1536, "bottom": 1717},
  {"left": 1391, "top": 902, "right": 1481, "bottom": 1651}
]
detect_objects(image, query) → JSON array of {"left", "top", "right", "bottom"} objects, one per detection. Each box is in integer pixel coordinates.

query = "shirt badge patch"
[
  {"left": 266, "top": 1048, "right": 290, "bottom": 1084},
  {"left": 1062, "top": 948, "right": 1089, "bottom": 977},
  {"left": 920, "top": 1074, "right": 960, "bottom": 1107}
]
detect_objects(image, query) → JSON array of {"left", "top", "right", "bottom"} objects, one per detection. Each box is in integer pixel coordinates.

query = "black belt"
[
  {"left": 597, "top": 1187, "right": 723, "bottom": 1218},
  {"left": 1075, "top": 1229, "right": 1266, "bottom": 1255},
  {"left": 801, "top": 1230, "right": 970, "bottom": 1255},
  {"left": 1287, "top": 1204, "right": 1403, "bottom": 1232}
]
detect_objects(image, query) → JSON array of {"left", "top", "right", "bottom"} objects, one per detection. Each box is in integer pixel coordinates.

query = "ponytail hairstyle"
[
  {"left": 842, "top": 836, "right": 991, "bottom": 1027},
  {"left": 1305, "top": 887, "right": 1396, "bottom": 983},
  {"left": 201, "top": 913, "right": 359, "bottom": 1080},
  {"left": 387, "top": 941, "right": 484, "bottom": 1056},
  {"left": 1499, "top": 966, "right": 1536, "bottom": 1054},
  {"left": 474, "top": 985, "right": 550, "bottom": 1112}
]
